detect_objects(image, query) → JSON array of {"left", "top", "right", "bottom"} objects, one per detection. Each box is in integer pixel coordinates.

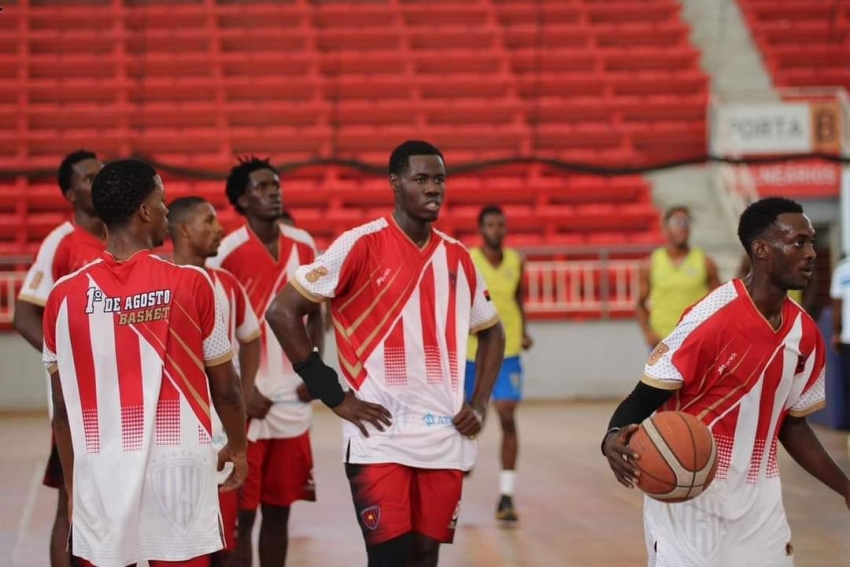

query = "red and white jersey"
[
  {"left": 208, "top": 223, "right": 317, "bottom": 440},
  {"left": 292, "top": 216, "right": 499, "bottom": 471},
  {"left": 19, "top": 221, "right": 106, "bottom": 307},
  {"left": 207, "top": 267, "right": 260, "bottom": 483},
  {"left": 642, "top": 280, "right": 825, "bottom": 530},
  {"left": 42, "top": 252, "right": 233, "bottom": 566}
]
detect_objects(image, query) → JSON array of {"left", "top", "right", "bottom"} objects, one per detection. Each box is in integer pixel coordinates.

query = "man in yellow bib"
[
  {"left": 636, "top": 206, "right": 720, "bottom": 348},
  {"left": 466, "top": 206, "right": 531, "bottom": 523}
]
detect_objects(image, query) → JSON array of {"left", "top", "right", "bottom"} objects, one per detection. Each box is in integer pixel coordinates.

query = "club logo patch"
[
  {"left": 646, "top": 342, "right": 669, "bottom": 367},
  {"left": 305, "top": 266, "right": 329, "bottom": 283},
  {"left": 448, "top": 501, "right": 461, "bottom": 530},
  {"left": 361, "top": 505, "right": 381, "bottom": 530}
]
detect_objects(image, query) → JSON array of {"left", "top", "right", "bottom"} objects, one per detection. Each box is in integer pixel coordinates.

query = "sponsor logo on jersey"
[{"left": 423, "top": 413, "right": 453, "bottom": 427}]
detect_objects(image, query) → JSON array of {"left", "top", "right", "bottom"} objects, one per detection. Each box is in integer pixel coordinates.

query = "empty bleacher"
[{"left": 0, "top": 0, "right": 711, "bottom": 260}]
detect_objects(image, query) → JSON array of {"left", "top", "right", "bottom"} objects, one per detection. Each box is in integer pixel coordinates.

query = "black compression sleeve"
[
  {"left": 293, "top": 351, "right": 345, "bottom": 408},
  {"left": 607, "top": 381, "right": 676, "bottom": 430}
]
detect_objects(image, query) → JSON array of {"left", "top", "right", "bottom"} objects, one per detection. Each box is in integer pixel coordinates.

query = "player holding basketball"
[
  {"left": 168, "top": 196, "right": 262, "bottom": 565},
  {"left": 266, "top": 140, "right": 505, "bottom": 567},
  {"left": 44, "top": 159, "right": 248, "bottom": 567},
  {"left": 208, "top": 157, "right": 322, "bottom": 567},
  {"left": 465, "top": 205, "right": 531, "bottom": 522},
  {"left": 603, "top": 197, "right": 850, "bottom": 567},
  {"left": 14, "top": 149, "right": 104, "bottom": 567}
]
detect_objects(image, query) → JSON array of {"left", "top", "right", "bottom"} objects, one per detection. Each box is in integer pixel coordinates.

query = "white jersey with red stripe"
[
  {"left": 292, "top": 216, "right": 499, "bottom": 471},
  {"left": 641, "top": 279, "right": 826, "bottom": 565},
  {"left": 207, "top": 223, "right": 317, "bottom": 440},
  {"left": 42, "top": 252, "right": 233, "bottom": 567},
  {"left": 207, "top": 267, "right": 260, "bottom": 484}
]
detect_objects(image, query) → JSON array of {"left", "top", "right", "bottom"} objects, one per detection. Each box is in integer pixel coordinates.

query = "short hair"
[
  {"left": 92, "top": 159, "right": 159, "bottom": 230},
  {"left": 225, "top": 156, "right": 278, "bottom": 215},
  {"left": 478, "top": 205, "right": 504, "bottom": 226},
  {"left": 388, "top": 140, "right": 444, "bottom": 176},
  {"left": 167, "top": 196, "right": 209, "bottom": 240},
  {"left": 738, "top": 197, "right": 804, "bottom": 257},
  {"left": 58, "top": 149, "right": 98, "bottom": 195},
  {"left": 664, "top": 206, "right": 690, "bottom": 222}
]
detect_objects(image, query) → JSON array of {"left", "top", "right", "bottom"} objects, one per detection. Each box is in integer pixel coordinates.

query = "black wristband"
[{"left": 293, "top": 351, "right": 345, "bottom": 409}]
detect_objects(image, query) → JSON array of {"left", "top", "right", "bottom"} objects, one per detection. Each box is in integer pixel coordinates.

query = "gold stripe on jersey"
[
  {"left": 788, "top": 400, "right": 826, "bottom": 417},
  {"left": 640, "top": 374, "right": 683, "bottom": 390},
  {"left": 347, "top": 269, "right": 402, "bottom": 336},
  {"left": 340, "top": 264, "right": 385, "bottom": 313},
  {"left": 17, "top": 293, "right": 47, "bottom": 306},
  {"left": 47, "top": 363, "right": 58, "bottom": 375},
  {"left": 174, "top": 299, "right": 202, "bottom": 334},
  {"left": 205, "top": 351, "right": 234, "bottom": 368},
  {"left": 291, "top": 277, "right": 326, "bottom": 303},
  {"left": 356, "top": 273, "right": 419, "bottom": 358},
  {"left": 470, "top": 314, "right": 501, "bottom": 335},
  {"left": 239, "top": 329, "right": 262, "bottom": 344}
]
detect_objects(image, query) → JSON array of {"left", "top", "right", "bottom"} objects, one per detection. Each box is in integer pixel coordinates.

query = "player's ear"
[
  {"left": 64, "top": 188, "right": 77, "bottom": 206},
  {"left": 237, "top": 193, "right": 250, "bottom": 213},
  {"left": 751, "top": 239, "right": 770, "bottom": 262},
  {"left": 390, "top": 174, "right": 401, "bottom": 197}
]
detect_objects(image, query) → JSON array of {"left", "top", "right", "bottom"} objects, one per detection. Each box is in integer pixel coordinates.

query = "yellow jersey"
[
  {"left": 467, "top": 247, "right": 523, "bottom": 360},
  {"left": 648, "top": 247, "right": 709, "bottom": 338}
]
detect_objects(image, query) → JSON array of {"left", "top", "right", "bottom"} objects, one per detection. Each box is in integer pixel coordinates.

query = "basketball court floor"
[{"left": 3, "top": 402, "right": 849, "bottom": 566}]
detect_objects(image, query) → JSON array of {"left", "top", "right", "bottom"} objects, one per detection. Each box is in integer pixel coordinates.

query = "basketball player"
[
  {"left": 44, "top": 159, "right": 248, "bottom": 567},
  {"left": 636, "top": 206, "right": 720, "bottom": 349},
  {"left": 208, "top": 157, "right": 322, "bottom": 567},
  {"left": 168, "top": 197, "right": 262, "bottom": 565},
  {"left": 266, "top": 140, "right": 506, "bottom": 567},
  {"left": 465, "top": 205, "right": 531, "bottom": 522},
  {"left": 603, "top": 197, "right": 850, "bottom": 567},
  {"left": 13, "top": 149, "right": 104, "bottom": 567}
]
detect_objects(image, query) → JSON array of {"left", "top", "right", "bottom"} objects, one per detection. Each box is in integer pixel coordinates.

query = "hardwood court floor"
[{"left": 3, "top": 402, "right": 849, "bottom": 566}]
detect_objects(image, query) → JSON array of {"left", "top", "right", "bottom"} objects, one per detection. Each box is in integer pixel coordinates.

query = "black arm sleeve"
[{"left": 608, "top": 381, "right": 676, "bottom": 430}]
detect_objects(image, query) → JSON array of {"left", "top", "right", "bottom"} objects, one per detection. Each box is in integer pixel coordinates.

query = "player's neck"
[
  {"left": 483, "top": 244, "right": 503, "bottom": 263},
  {"left": 392, "top": 210, "right": 431, "bottom": 248},
  {"left": 665, "top": 243, "right": 689, "bottom": 259},
  {"left": 744, "top": 273, "right": 786, "bottom": 322},
  {"left": 172, "top": 247, "right": 205, "bottom": 269},
  {"left": 246, "top": 215, "right": 279, "bottom": 244},
  {"left": 74, "top": 208, "right": 106, "bottom": 240},
  {"left": 105, "top": 229, "right": 154, "bottom": 262}
]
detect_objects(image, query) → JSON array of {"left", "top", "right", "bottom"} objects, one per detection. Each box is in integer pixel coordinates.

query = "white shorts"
[{"left": 643, "top": 486, "right": 794, "bottom": 567}]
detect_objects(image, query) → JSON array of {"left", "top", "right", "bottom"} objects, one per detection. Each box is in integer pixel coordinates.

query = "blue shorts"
[{"left": 464, "top": 356, "right": 523, "bottom": 403}]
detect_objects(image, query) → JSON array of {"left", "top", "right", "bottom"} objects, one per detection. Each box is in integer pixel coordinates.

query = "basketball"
[{"left": 628, "top": 411, "right": 718, "bottom": 503}]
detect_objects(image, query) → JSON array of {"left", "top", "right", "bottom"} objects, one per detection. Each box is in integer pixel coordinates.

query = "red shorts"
[
  {"left": 74, "top": 555, "right": 210, "bottom": 567},
  {"left": 238, "top": 432, "right": 316, "bottom": 510},
  {"left": 345, "top": 463, "right": 463, "bottom": 548},
  {"left": 218, "top": 489, "right": 238, "bottom": 551},
  {"left": 43, "top": 434, "right": 64, "bottom": 489}
]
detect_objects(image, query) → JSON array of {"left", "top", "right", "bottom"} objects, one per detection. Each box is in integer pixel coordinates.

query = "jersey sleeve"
[
  {"left": 830, "top": 262, "right": 847, "bottom": 299},
  {"left": 42, "top": 288, "right": 62, "bottom": 374},
  {"left": 233, "top": 277, "right": 261, "bottom": 344},
  {"left": 292, "top": 231, "right": 364, "bottom": 302},
  {"left": 642, "top": 314, "right": 716, "bottom": 391},
  {"left": 19, "top": 236, "right": 68, "bottom": 306},
  {"left": 195, "top": 272, "right": 234, "bottom": 367},
  {"left": 788, "top": 331, "right": 827, "bottom": 417},
  {"left": 470, "top": 265, "right": 499, "bottom": 334}
]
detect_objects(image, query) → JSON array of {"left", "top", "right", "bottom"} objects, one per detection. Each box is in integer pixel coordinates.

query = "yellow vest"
[
  {"left": 648, "top": 247, "right": 709, "bottom": 338},
  {"left": 467, "top": 247, "right": 523, "bottom": 360}
]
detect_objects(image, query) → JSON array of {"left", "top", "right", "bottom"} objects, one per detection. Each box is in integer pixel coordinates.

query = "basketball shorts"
[
  {"left": 43, "top": 433, "right": 63, "bottom": 489},
  {"left": 238, "top": 431, "right": 316, "bottom": 511},
  {"left": 74, "top": 555, "right": 211, "bottom": 567},
  {"left": 464, "top": 356, "right": 523, "bottom": 403},
  {"left": 218, "top": 489, "right": 238, "bottom": 551},
  {"left": 644, "top": 493, "right": 794, "bottom": 567},
  {"left": 346, "top": 463, "right": 463, "bottom": 548}
]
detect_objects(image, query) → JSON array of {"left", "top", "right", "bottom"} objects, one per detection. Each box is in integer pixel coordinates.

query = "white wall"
[{"left": 0, "top": 320, "right": 647, "bottom": 412}]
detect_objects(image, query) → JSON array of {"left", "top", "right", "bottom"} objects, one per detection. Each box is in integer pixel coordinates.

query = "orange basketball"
[{"left": 628, "top": 411, "right": 718, "bottom": 503}]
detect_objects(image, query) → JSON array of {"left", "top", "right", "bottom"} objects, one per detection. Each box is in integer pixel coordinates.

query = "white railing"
[
  {"left": 0, "top": 260, "right": 642, "bottom": 323},
  {"left": 525, "top": 259, "right": 641, "bottom": 317},
  {"left": 0, "top": 271, "right": 25, "bottom": 324}
]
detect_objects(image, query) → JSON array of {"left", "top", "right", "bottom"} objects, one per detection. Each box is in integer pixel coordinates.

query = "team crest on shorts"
[{"left": 361, "top": 505, "right": 381, "bottom": 530}]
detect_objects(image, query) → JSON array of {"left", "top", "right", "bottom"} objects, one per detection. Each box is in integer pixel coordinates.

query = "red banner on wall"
[{"left": 750, "top": 159, "right": 841, "bottom": 199}]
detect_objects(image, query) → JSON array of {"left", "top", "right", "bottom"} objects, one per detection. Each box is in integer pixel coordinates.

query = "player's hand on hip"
[
  {"left": 296, "top": 383, "right": 313, "bottom": 403},
  {"left": 454, "top": 403, "right": 484, "bottom": 438},
  {"left": 217, "top": 444, "right": 248, "bottom": 492},
  {"left": 522, "top": 333, "right": 534, "bottom": 350},
  {"left": 246, "top": 387, "right": 273, "bottom": 419},
  {"left": 332, "top": 391, "right": 392, "bottom": 438},
  {"left": 603, "top": 424, "right": 641, "bottom": 489}
]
